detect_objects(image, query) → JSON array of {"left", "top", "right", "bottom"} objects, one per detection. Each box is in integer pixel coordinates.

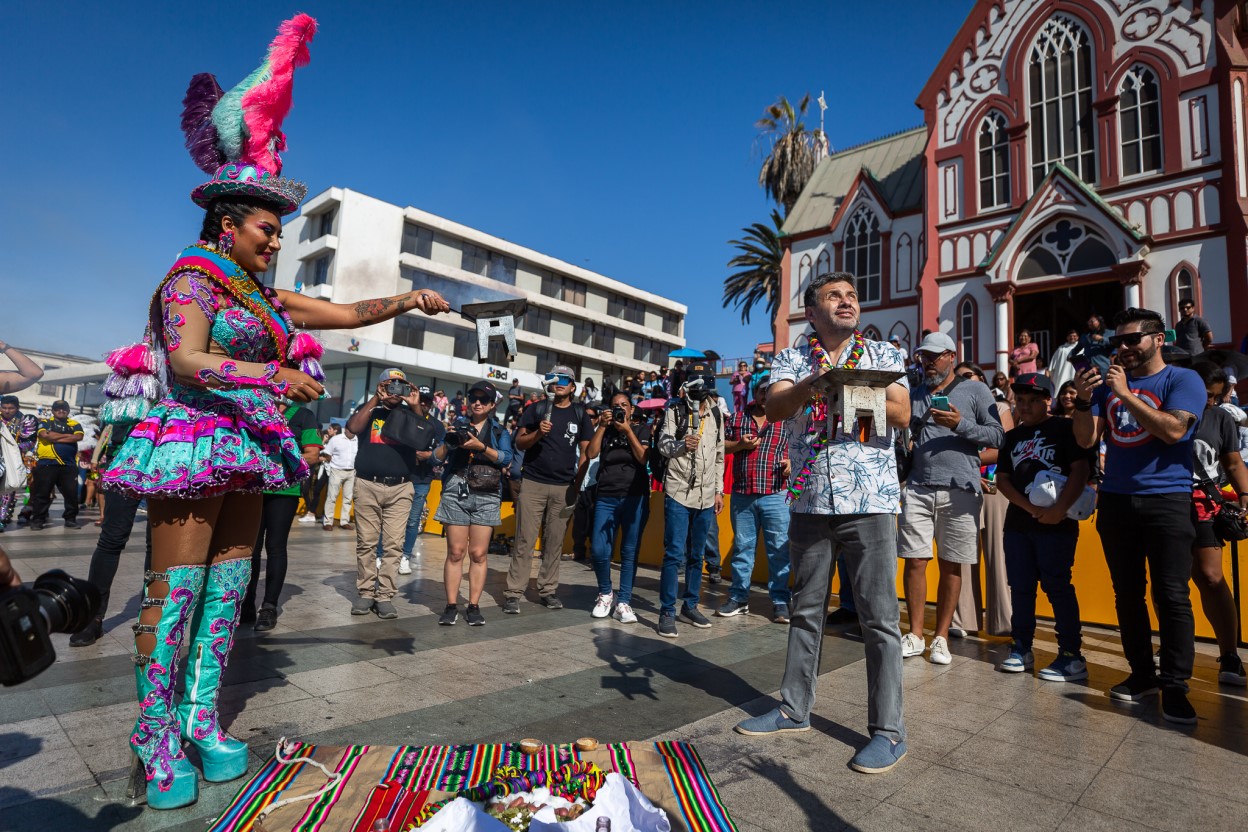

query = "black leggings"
[{"left": 245, "top": 494, "right": 300, "bottom": 610}]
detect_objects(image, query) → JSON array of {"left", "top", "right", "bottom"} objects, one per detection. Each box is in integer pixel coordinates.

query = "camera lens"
[{"left": 33, "top": 570, "right": 100, "bottom": 634}]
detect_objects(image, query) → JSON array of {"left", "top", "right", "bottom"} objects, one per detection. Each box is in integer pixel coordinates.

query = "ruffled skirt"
[{"left": 101, "top": 384, "right": 309, "bottom": 500}]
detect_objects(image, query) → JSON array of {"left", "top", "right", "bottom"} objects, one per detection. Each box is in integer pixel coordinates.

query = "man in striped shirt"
[{"left": 717, "top": 373, "right": 792, "bottom": 623}]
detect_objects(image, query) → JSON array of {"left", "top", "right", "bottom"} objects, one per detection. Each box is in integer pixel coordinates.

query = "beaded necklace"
[{"left": 786, "top": 330, "right": 866, "bottom": 503}]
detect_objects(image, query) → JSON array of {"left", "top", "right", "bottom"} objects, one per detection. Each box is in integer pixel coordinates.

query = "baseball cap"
[
  {"left": 377, "top": 368, "right": 407, "bottom": 383},
  {"left": 547, "top": 364, "right": 577, "bottom": 382},
  {"left": 417, "top": 385, "right": 433, "bottom": 402},
  {"left": 467, "top": 380, "right": 498, "bottom": 400},
  {"left": 889, "top": 335, "right": 901, "bottom": 343},
  {"left": 1011, "top": 373, "right": 1054, "bottom": 397},
  {"left": 916, "top": 332, "right": 957, "bottom": 355}
]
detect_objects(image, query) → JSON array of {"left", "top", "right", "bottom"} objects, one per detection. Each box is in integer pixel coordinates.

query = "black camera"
[
  {"left": 443, "top": 416, "right": 478, "bottom": 448},
  {"left": 384, "top": 379, "right": 413, "bottom": 397},
  {"left": 612, "top": 406, "right": 627, "bottom": 423},
  {"left": 0, "top": 570, "right": 100, "bottom": 687}
]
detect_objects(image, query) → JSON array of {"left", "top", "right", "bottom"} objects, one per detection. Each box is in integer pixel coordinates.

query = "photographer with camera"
[
  {"left": 655, "top": 364, "right": 725, "bottom": 638},
  {"left": 1187, "top": 362, "right": 1248, "bottom": 686},
  {"left": 1, "top": 542, "right": 100, "bottom": 687},
  {"left": 585, "top": 392, "right": 651, "bottom": 622},
  {"left": 430, "top": 381, "right": 512, "bottom": 625},
  {"left": 506, "top": 365, "right": 595, "bottom": 613},
  {"left": 345, "top": 368, "right": 423, "bottom": 620}
]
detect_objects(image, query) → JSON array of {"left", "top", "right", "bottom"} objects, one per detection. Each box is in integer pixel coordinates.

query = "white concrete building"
[
  {"left": 269, "top": 188, "right": 687, "bottom": 418},
  {"left": 0, "top": 347, "right": 99, "bottom": 417}
]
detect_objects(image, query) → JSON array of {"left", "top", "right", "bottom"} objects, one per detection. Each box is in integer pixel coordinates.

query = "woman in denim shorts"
[{"left": 431, "top": 381, "right": 513, "bottom": 626}]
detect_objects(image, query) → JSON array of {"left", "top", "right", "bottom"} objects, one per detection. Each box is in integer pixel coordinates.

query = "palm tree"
[
  {"left": 723, "top": 210, "right": 784, "bottom": 336},
  {"left": 755, "top": 94, "right": 824, "bottom": 216}
]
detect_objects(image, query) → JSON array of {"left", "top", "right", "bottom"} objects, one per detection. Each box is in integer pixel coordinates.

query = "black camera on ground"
[
  {"left": 384, "top": 379, "right": 413, "bottom": 397},
  {"left": 443, "top": 416, "right": 478, "bottom": 448},
  {"left": 0, "top": 570, "right": 100, "bottom": 687}
]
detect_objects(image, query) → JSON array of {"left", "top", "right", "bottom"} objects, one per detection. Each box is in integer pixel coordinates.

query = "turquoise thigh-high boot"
[
  {"left": 130, "top": 565, "right": 206, "bottom": 810},
  {"left": 176, "top": 558, "right": 251, "bottom": 782}
]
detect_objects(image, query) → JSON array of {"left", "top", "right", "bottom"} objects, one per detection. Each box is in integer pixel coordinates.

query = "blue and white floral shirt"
[{"left": 771, "top": 337, "right": 908, "bottom": 515}]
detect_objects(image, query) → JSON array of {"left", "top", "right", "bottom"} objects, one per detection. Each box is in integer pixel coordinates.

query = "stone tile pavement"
[{"left": 1, "top": 518, "right": 1246, "bottom": 831}]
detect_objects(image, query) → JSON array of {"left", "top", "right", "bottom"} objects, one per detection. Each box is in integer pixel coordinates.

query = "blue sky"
[{"left": 0, "top": 1, "right": 969, "bottom": 360}]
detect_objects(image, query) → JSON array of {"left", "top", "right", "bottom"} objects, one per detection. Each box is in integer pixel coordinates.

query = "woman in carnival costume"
[{"left": 99, "top": 15, "right": 450, "bottom": 809}]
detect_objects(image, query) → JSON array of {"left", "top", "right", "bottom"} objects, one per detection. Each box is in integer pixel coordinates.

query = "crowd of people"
[{"left": 2, "top": 12, "right": 1246, "bottom": 802}]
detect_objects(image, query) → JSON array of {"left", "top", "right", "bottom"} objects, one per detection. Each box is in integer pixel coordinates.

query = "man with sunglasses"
[
  {"left": 1074, "top": 307, "right": 1206, "bottom": 724},
  {"left": 1176, "top": 298, "right": 1212, "bottom": 357},
  {"left": 507, "top": 365, "right": 595, "bottom": 612},
  {"left": 399, "top": 387, "right": 446, "bottom": 576}
]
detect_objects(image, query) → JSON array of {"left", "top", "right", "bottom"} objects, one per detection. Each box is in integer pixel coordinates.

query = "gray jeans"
[{"left": 780, "top": 512, "right": 905, "bottom": 742}]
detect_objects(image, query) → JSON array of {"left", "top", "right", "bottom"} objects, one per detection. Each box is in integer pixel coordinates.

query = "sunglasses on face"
[
  {"left": 957, "top": 371, "right": 977, "bottom": 380},
  {"left": 544, "top": 374, "right": 575, "bottom": 387},
  {"left": 468, "top": 395, "right": 494, "bottom": 405},
  {"left": 1108, "top": 331, "right": 1160, "bottom": 348}
]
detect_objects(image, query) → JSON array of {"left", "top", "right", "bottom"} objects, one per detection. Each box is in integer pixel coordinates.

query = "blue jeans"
[
  {"left": 591, "top": 495, "right": 646, "bottom": 604},
  {"left": 727, "top": 492, "right": 792, "bottom": 605},
  {"left": 660, "top": 495, "right": 714, "bottom": 615},
  {"left": 1005, "top": 527, "right": 1082, "bottom": 655},
  {"left": 403, "top": 482, "right": 432, "bottom": 557},
  {"left": 834, "top": 553, "right": 855, "bottom": 612}
]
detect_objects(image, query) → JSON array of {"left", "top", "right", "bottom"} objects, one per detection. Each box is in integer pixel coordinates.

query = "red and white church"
[{"left": 775, "top": 0, "right": 1248, "bottom": 372}]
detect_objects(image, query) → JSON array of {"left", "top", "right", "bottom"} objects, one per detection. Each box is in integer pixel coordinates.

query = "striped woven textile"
[{"left": 207, "top": 741, "right": 737, "bottom": 832}]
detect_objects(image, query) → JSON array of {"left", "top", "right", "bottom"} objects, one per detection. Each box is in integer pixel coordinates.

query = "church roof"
[{"left": 781, "top": 126, "right": 927, "bottom": 237}]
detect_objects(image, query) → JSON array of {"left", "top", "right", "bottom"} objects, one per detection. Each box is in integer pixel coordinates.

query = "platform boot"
[
  {"left": 176, "top": 557, "right": 251, "bottom": 782},
  {"left": 128, "top": 564, "right": 206, "bottom": 809}
]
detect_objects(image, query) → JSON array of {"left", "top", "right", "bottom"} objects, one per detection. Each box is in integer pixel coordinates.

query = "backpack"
[{"left": 649, "top": 398, "right": 722, "bottom": 485}]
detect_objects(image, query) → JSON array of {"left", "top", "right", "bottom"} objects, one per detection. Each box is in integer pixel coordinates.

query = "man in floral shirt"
[
  {"left": 734, "top": 272, "right": 910, "bottom": 776},
  {"left": 0, "top": 395, "right": 38, "bottom": 532}
]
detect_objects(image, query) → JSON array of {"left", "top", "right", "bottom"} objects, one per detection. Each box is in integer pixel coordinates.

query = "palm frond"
[{"left": 722, "top": 210, "right": 785, "bottom": 331}]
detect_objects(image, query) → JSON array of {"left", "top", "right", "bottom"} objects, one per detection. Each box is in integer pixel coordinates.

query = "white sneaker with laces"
[
  {"left": 298, "top": 513, "right": 318, "bottom": 524},
  {"left": 613, "top": 602, "right": 637, "bottom": 623},
  {"left": 929, "top": 636, "right": 952, "bottom": 665},
  {"left": 398, "top": 557, "right": 412, "bottom": 575},
  {"left": 591, "top": 592, "right": 614, "bottom": 619},
  {"left": 901, "top": 632, "right": 926, "bottom": 658}
]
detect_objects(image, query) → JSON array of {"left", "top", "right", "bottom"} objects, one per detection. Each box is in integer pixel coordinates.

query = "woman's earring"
[{"left": 218, "top": 230, "right": 235, "bottom": 256}]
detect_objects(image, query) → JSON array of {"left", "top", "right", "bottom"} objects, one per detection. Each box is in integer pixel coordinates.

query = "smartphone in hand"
[{"left": 931, "top": 394, "right": 951, "bottom": 411}]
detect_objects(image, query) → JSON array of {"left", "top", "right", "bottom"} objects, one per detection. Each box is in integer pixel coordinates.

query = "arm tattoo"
[
  {"left": 354, "top": 296, "right": 397, "bottom": 321},
  {"left": 1166, "top": 409, "right": 1196, "bottom": 427}
]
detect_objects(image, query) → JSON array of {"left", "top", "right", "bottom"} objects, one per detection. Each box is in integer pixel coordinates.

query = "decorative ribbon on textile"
[{"left": 786, "top": 330, "right": 866, "bottom": 503}]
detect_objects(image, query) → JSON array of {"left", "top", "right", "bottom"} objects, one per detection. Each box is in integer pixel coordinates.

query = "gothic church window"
[
  {"left": 979, "top": 113, "right": 1011, "bottom": 209},
  {"left": 1029, "top": 16, "right": 1096, "bottom": 188},
  {"left": 844, "top": 206, "right": 882, "bottom": 304},
  {"left": 1119, "top": 65, "right": 1162, "bottom": 177}
]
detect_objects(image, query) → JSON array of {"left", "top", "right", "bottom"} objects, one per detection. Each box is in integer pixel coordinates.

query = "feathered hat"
[{"left": 182, "top": 14, "right": 317, "bottom": 216}]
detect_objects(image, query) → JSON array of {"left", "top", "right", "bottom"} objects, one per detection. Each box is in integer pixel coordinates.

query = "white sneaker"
[
  {"left": 929, "top": 636, "right": 952, "bottom": 665},
  {"left": 591, "top": 592, "right": 614, "bottom": 619},
  {"left": 901, "top": 633, "right": 926, "bottom": 658},
  {"left": 398, "top": 557, "right": 412, "bottom": 575},
  {"left": 298, "top": 513, "right": 318, "bottom": 524},
  {"left": 613, "top": 602, "right": 637, "bottom": 624}
]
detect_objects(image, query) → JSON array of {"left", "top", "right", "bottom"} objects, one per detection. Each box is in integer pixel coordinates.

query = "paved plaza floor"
[{"left": 1, "top": 516, "right": 1246, "bottom": 831}]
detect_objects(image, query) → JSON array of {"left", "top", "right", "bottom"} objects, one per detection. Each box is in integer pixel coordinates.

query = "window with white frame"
[
  {"left": 978, "top": 112, "right": 1011, "bottom": 209},
  {"left": 1119, "top": 65, "right": 1162, "bottom": 178},
  {"left": 796, "top": 253, "right": 813, "bottom": 307},
  {"left": 843, "top": 206, "right": 882, "bottom": 303},
  {"left": 959, "top": 298, "right": 977, "bottom": 361},
  {"left": 1028, "top": 15, "right": 1096, "bottom": 188}
]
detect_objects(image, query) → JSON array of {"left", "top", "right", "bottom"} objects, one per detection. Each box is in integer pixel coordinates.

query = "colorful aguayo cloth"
[{"left": 209, "top": 742, "right": 737, "bottom": 832}]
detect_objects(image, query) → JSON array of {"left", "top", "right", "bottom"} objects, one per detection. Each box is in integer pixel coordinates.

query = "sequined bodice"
[{"left": 209, "top": 305, "right": 280, "bottom": 363}]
